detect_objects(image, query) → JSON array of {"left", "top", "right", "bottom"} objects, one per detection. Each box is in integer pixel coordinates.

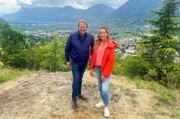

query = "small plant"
[{"left": 156, "top": 91, "right": 173, "bottom": 105}]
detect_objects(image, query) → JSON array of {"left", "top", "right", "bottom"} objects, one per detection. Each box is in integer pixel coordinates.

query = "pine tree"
[{"left": 138, "top": 0, "right": 180, "bottom": 88}]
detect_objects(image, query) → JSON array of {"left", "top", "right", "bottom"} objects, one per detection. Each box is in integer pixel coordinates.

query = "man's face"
[{"left": 78, "top": 22, "right": 87, "bottom": 35}]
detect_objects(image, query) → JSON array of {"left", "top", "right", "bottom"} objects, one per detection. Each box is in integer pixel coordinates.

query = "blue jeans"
[
  {"left": 95, "top": 66, "right": 110, "bottom": 105},
  {"left": 72, "top": 61, "right": 87, "bottom": 101}
]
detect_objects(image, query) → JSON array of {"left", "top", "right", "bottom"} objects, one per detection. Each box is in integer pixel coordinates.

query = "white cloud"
[
  {"left": 19, "top": 0, "right": 129, "bottom": 9},
  {"left": 0, "top": 0, "right": 128, "bottom": 16},
  {"left": 0, "top": 0, "right": 20, "bottom": 16},
  {"left": 18, "top": 0, "right": 34, "bottom": 5}
]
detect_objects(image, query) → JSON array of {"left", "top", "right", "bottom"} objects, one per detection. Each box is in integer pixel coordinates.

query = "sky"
[{"left": 0, "top": 0, "right": 128, "bottom": 16}]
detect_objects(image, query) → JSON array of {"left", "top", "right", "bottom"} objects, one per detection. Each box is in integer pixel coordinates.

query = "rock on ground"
[{"left": 0, "top": 71, "right": 174, "bottom": 119}]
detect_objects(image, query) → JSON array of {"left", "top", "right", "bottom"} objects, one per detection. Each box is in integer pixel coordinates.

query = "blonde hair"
[
  {"left": 96, "top": 27, "right": 110, "bottom": 44},
  {"left": 78, "top": 20, "right": 88, "bottom": 28}
]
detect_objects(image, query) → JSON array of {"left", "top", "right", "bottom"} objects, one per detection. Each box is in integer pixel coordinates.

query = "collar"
[{"left": 78, "top": 31, "right": 87, "bottom": 37}]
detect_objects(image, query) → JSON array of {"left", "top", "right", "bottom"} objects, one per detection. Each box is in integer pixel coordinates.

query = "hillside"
[
  {"left": 82, "top": 4, "right": 115, "bottom": 21},
  {"left": 0, "top": 71, "right": 179, "bottom": 119},
  {"left": 0, "top": 17, "right": 6, "bottom": 23},
  {"left": 2, "top": 6, "right": 83, "bottom": 23},
  {"left": 108, "top": 0, "right": 161, "bottom": 24},
  {"left": 2, "top": 4, "right": 114, "bottom": 23}
]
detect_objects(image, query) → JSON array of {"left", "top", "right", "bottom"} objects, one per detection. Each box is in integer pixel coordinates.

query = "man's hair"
[{"left": 78, "top": 20, "right": 88, "bottom": 28}]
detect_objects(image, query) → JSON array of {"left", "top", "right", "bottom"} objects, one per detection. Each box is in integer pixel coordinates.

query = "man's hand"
[
  {"left": 101, "top": 75, "right": 106, "bottom": 82},
  {"left": 66, "top": 62, "right": 71, "bottom": 69},
  {"left": 90, "top": 69, "right": 93, "bottom": 76}
]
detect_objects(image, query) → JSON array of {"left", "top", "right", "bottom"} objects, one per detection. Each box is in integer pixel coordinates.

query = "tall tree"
[
  {"left": 0, "top": 23, "right": 28, "bottom": 68},
  {"left": 138, "top": 0, "right": 180, "bottom": 88},
  {"left": 40, "top": 36, "right": 68, "bottom": 72}
]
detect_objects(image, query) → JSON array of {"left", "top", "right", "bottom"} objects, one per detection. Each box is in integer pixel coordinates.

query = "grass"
[
  {"left": 0, "top": 68, "right": 39, "bottom": 84},
  {"left": 131, "top": 76, "right": 180, "bottom": 118},
  {"left": 171, "top": 108, "right": 180, "bottom": 118}
]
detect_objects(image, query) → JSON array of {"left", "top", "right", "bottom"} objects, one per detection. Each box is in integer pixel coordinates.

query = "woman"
[{"left": 89, "top": 27, "right": 118, "bottom": 118}]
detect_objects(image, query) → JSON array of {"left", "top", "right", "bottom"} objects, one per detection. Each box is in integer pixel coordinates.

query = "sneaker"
[
  {"left": 104, "top": 107, "right": 110, "bottom": 118},
  {"left": 77, "top": 94, "right": 88, "bottom": 100},
  {"left": 95, "top": 101, "right": 105, "bottom": 108},
  {"left": 72, "top": 101, "right": 78, "bottom": 112}
]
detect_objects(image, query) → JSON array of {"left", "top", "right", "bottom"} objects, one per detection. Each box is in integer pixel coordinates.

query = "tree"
[
  {"left": 40, "top": 36, "right": 68, "bottom": 72},
  {"left": 0, "top": 23, "right": 29, "bottom": 68},
  {"left": 137, "top": 0, "right": 180, "bottom": 88},
  {"left": 0, "top": 47, "right": 4, "bottom": 67}
]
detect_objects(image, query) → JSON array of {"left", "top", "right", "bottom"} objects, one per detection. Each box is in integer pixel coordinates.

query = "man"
[{"left": 65, "top": 20, "right": 94, "bottom": 111}]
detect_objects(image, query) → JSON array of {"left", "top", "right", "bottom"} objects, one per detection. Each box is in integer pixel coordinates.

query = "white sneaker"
[
  {"left": 95, "top": 101, "right": 105, "bottom": 108},
  {"left": 104, "top": 107, "right": 110, "bottom": 118}
]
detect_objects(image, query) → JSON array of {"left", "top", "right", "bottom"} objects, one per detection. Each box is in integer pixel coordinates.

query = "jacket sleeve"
[
  {"left": 65, "top": 35, "right": 72, "bottom": 62},
  {"left": 89, "top": 49, "right": 95, "bottom": 70},
  {"left": 102, "top": 48, "right": 115, "bottom": 77},
  {"left": 90, "top": 36, "right": 95, "bottom": 55}
]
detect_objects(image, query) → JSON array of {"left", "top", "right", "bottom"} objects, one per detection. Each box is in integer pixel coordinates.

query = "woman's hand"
[
  {"left": 90, "top": 69, "right": 94, "bottom": 76},
  {"left": 101, "top": 75, "right": 106, "bottom": 82},
  {"left": 89, "top": 56, "right": 92, "bottom": 60}
]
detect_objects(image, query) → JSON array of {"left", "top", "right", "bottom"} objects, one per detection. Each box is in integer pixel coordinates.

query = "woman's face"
[{"left": 99, "top": 29, "right": 108, "bottom": 41}]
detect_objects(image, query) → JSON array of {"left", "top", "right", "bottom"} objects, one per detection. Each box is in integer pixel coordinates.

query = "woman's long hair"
[{"left": 96, "top": 27, "right": 110, "bottom": 45}]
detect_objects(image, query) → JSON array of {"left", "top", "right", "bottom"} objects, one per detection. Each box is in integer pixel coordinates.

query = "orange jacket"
[{"left": 89, "top": 39, "right": 119, "bottom": 77}]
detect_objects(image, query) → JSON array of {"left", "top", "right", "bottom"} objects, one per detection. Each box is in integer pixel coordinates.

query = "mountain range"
[{"left": 2, "top": 0, "right": 179, "bottom": 24}]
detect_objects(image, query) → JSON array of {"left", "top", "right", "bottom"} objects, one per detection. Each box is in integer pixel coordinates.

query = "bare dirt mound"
[{"left": 0, "top": 71, "right": 173, "bottom": 119}]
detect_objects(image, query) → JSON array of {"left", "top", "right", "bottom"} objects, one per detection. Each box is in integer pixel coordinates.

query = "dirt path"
[{"left": 0, "top": 71, "right": 175, "bottom": 119}]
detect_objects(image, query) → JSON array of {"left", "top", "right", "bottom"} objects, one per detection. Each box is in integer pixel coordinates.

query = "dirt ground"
[{"left": 0, "top": 71, "right": 177, "bottom": 119}]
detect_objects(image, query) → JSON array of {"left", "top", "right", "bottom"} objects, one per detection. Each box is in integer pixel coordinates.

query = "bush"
[
  {"left": 122, "top": 55, "right": 149, "bottom": 77},
  {"left": 113, "top": 54, "right": 123, "bottom": 75}
]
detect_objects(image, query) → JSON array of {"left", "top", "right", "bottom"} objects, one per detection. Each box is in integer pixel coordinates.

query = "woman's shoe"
[
  {"left": 104, "top": 107, "right": 110, "bottom": 118},
  {"left": 95, "top": 101, "right": 105, "bottom": 108}
]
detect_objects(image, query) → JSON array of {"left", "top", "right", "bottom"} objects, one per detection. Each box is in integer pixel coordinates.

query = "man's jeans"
[
  {"left": 95, "top": 66, "right": 110, "bottom": 105},
  {"left": 72, "top": 61, "right": 87, "bottom": 101}
]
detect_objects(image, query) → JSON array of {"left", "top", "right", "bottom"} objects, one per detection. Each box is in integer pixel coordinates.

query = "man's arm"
[
  {"left": 90, "top": 36, "right": 95, "bottom": 55},
  {"left": 65, "top": 35, "right": 72, "bottom": 67}
]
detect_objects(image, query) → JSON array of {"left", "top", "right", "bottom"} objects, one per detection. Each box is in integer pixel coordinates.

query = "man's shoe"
[
  {"left": 77, "top": 94, "right": 88, "bottom": 100},
  {"left": 104, "top": 107, "right": 110, "bottom": 118},
  {"left": 95, "top": 101, "right": 105, "bottom": 108},
  {"left": 72, "top": 101, "right": 78, "bottom": 111}
]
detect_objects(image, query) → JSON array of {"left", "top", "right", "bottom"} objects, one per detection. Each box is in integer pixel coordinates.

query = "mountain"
[
  {"left": 2, "top": 6, "right": 83, "bottom": 23},
  {"left": 0, "top": 17, "right": 6, "bottom": 23},
  {"left": 82, "top": 4, "right": 115, "bottom": 21},
  {"left": 2, "top": 4, "right": 114, "bottom": 23},
  {"left": 108, "top": 0, "right": 161, "bottom": 24},
  {"left": 3, "top": 0, "right": 178, "bottom": 25}
]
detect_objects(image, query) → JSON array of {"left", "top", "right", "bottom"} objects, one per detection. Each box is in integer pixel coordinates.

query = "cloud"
[
  {"left": 0, "top": 0, "right": 20, "bottom": 16},
  {"left": 18, "top": 0, "right": 34, "bottom": 5},
  {"left": 17, "top": 0, "right": 128, "bottom": 9},
  {"left": 0, "top": 0, "right": 128, "bottom": 16}
]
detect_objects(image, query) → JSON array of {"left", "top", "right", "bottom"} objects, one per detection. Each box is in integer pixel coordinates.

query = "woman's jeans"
[
  {"left": 72, "top": 61, "right": 87, "bottom": 101},
  {"left": 95, "top": 66, "right": 110, "bottom": 105}
]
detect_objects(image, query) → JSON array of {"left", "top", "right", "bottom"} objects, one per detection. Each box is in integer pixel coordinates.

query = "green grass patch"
[
  {"left": 0, "top": 68, "right": 39, "bottom": 83},
  {"left": 156, "top": 91, "right": 173, "bottom": 105},
  {"left": 132, "top": 77, "right": 145, "bottom": 89},
  {"left": 129, "top": 76, "right": 180, "bottom": 118},
  {"left": 171, "top": 108, "right": 180, "bottom": 118},
  {"left": 130, "top": 76, "right": 180, "bottom": 106}
]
